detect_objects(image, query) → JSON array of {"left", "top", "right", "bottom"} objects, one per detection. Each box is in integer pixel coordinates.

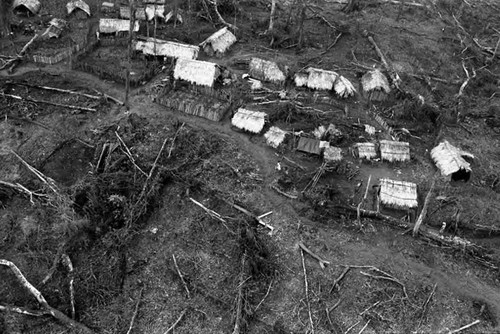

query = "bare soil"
[{"left": 1, "top": 0, "right": 500, "bottom": 333}]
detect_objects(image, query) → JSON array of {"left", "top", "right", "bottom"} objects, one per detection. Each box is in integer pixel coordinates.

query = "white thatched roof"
[
  {"left": 99, "top": 19, "right": 140, "bottom": 33},
  {"left": 164, "top": 10, "right": 182, "bottom": 23},
  {"left": 145, "top": 5, "right": 166, "bottom": 20},
  {"left": 324, "top": 147, "right": 342, "bottom": 162},
  {"left": 200, "top": 27, "right": 237, "bottom": 55},
  {"left": 365, "top": 124, "right": 376, "bottom": 135},
  {"left": 249, "top": 58, "right": 286, "bottom": 83},
  {"left": 13, "top": 0, "right": 41, "bottom": 14},
  {"left": 120, "top": 6, "right": 147, "bottom": 20},
  {"left": 66, "top": 0, "right": 90, "bottom": 16},
  {"left": 135, "top": 38, "right": 199, "bottom": 59},
  {"left": 264, "top": 126, "right": 287, "bottom": 148},
  {"left": 380, "top": 140, "right": 410, "bottom": 162},
  {"left": 355, "top": 143, "right": 377, "bottom": 159},
  {"left": 430, "top": 140, "right": 474, "bottom": 178},
  {"left": 231, "top": 108, "right": 267, "bottom": 133},
  {"left": 173, "top": 58, "right": 219, "bottom": 87},
  {"left": 361, "top": 69, "right": 391, "bottom": 93},
  {"left": 334, "top": 75, "right": 356, "bottom": 98},
  {"left": 379, "top": 179, "right": 418, "bottom": 208},
  {"left": 295, "top": 67, "right": 339, "bottom": 90}
]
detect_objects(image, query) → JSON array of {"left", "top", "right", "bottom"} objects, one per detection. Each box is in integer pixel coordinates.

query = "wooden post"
[
  {"left": 413, "top": 178, "right": 436, "bottom": 237},
  {"left": 125, "top": 0, "right": 136, "bottom": 109}
]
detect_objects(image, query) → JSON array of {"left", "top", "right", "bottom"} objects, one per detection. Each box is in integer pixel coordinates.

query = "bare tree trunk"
[
  {"left": 125, "top": 0, "right": 136, "bottom": 110},
  {"left": 0, "top": 0, "right": 12, "bottom": 38},
  {"left": 297, "top": 0, "right": 307, "bottom": 48}
]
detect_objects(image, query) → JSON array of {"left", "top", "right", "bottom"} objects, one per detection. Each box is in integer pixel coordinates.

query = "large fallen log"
[
  {"left": 1, "top": 93, "right": 97, "bottom": 112},
  {"left": 13, "top": 83, "right": 102, "bottom": 100}
]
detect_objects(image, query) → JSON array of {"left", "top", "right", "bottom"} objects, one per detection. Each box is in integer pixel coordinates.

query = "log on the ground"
[
  {"left": 14, "top": 83, "right": 102, "bottom": 100},
  {"left": 1, "top": 93, "right": 97, "bottom": 112}
]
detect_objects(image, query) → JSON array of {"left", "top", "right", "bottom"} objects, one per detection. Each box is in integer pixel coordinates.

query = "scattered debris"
[
  {"left": 173, "top": 58, "right": 220, "bottom": 87},
  {"left": 379, "top": 140, "right": 410, "bottom": 162},
  {"left": 41, "top": 18, "right": 67, "bottom": 39},
  {"left": 364, "top": 124, "right": 376, "bottom": 135},
  {"left": 264, "top": 126, "right": 287, "bottom": 148},
  {"left": 66, "top": 0, "right": 91, "bottom": 17},
  {"left": 430, "top": 140, "right": 474, "bottom": 182},
  {"left": 354, "top": 142, "right": 377, "bottom": 160},
  {"left": 324, "top": 146, "right": 342, "bottom": 162},
  {"left": 379, "top": 178, "right": 418, "bottom": 209},
  {"left": 298, "top": 241, "right": 330, "bottom": 269},
  {"left": 231, "top": 108, "right": 267, "bottom": 133},
  {"left": 135, "top": 37, "right": 199, "bottom": 59},
  {"left": 200, "top": 27, "right": 237, "bottom": 57},
  {"left": 248, "top": 57, "right": 287, "bottom": 84},
  {"left": 361, "top": 69, "right": 391, "bottom": 101},
  {"left": 13, "top": 0, "right": 41, "bottom": 16}
]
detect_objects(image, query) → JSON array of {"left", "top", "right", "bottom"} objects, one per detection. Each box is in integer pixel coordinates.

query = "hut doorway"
[{"left": 451, "top": 168, "right": 471, "bottom": 182}]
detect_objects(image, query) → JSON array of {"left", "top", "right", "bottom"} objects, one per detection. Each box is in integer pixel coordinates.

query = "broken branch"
[
  {"left": 0, "top": 304, "right": 51, "bottom": 317},
  {"left": 300, "top": 248, "right": 315, "bottom": 334},
  {"left": 0, "top": 259, "right": 94, "bottom": 333},
  {"left": 126, "top": 288, "right": 144, "bottom": 334},
  {"left": 0, "top": 180, "right": 47, "bottom": 204},
  {"left": 61, "top": 254, "right": 75, "bottom": 319},
  {"left": 172, "top": 254, "right": 191, "bottom": 299},
  {"left": 363, "top": 31, "right": 401, "bottom": 89},
  {"left": 360, "top": 267, "right": 408, "bottom": 299},
  {"left": 418, "top": 283, "right": 437, "bottom": 328},
  {"left": 298, "top": 241, "right": 330, "bottom": 269},
  {"left": 330, "top": 266, "right": 350, "bottom": 293},
  {"left": 115, "top": 131, "right": 148, "bottom": 177},
  {"left": 164, "top": 308, "right": 188, "bottom": 334},
  {"left": 447, "top": 320, "right": 480, "bottom": 334},
  {"left": 189, "top": 197, "right": 227, "bottom": 223},
  {"left": 0, "top": 34, "right": 38, "bottom": 73},
  {"left": 232, "top": 250, "right": 247, "bottom": 334},
  {"left": 14, "top": 83, "right": 102, "bottom": 100}
]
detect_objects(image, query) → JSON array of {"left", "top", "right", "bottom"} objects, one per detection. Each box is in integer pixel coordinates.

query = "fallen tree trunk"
[
  {"left": 13, "top": 83, "right": 102, "bottom": 100},
  {"left": 1, "top": 93, "right": 97, "bottom": 112},
  {"left": 0, "top": 34, "right": 39, "bottom": 73}
]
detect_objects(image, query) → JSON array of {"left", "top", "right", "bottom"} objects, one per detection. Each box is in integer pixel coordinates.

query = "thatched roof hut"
[
  {"left": 361, "top": 69, "right": 391, "bottom": 101},
  {"left": 173, "top": 58, "right": 220, "bottom": 88},
  {"left": 200, "top": 27, "right": 237, "bottom": 57},
  {"left": 13, "top": 0, "right": 41, "bottom": 15},
  {"left": 99, "top": 19, "right": 140, "bottom": 34},
  {"left": 355, "top": 143, "right": 377, "bottom": 159},
  {"left": 146, "top": 5, "right": 166, "bottom": 21},
  {"left": 379, "top": 179, "right": 418, "bottom": 209},
  {"left": 120, "top": 6, "right": 147, "bottom": 20},
  {"left": 430, "top": 140, "right": 474, "bottom": 181},
  {"left": 66, "top": 0, "right": 90, "bottom": 16},
  {"left": 294, "top": 68, "right": 355, "bottom": 97},
  {"left": 135, "top": 38, "right": 199, "bottom": 59},
  {"left": 231, "top": 108, "right": 267, "bottom": 133},
  {"left": 249, "top": 58, "right": 287, "bottom": 84},
  {"left": 297, "top": 137, "right": 322, "bottom": 155},
  {"left": 264, "top": 127, "right": 287, "bottom": 148},
  {"left": 324, "top": 147, "right": 342, "bottom": 162},
  {"left": 365, "top": 124, "right": 376, "bottom": 135},
  {"left": 380, "top": 140, "right": 410, "bottom": 162}
]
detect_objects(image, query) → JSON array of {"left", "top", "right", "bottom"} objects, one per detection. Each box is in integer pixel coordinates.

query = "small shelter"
[
  {"left": 264, "top": 127, "right": 287, "bottom": 148},
  {"left": 13, "top": 0, "right": 41, "bottom": 16},
  {"left": 200, "top": 27, "right": 237, "bottom": 57},
  {"left": 248, "top": 58, "right": 287, "bottom": 84},
  {"left": 354, "top": 143, "right": 377, "bottom": 159},
  {"left": 99, "top": 18, "right": 140, "bottom": 34},
  {"left": 361, "top": 69, "right": 391, "bottom": 101},
  {"left": 135, "top": 38, "right": 199, "bottom": 60},
  {"left": 120, "top": 6, "right": 147, "bottom": 20},
  {"left": 146, "top": 5, "right": 166, "bottom": 21},
  {"left": 231, "top": 108, "right": 267, "bottom": 133},
  {"left": 430, "top": 140, "right": 474, "bottom": 182},
  {"left": 173, "top": 58, "right": 220, "bottom": 88},
  {"left": 297, "top": 137, "right": 322, "bottom": 155},
  {"left": 294, "top": 68, "right": 355, "bottom": 97},
  {"left": 324, "top": 147, "right": 342, "bottom": 162},
  {"left": 380, "top": 140, "right": 410, "bottom": 162},
  {"left": 379, "top": 179, "right": 418, "bottom": 209},
  {"left": 101, "top": 2, "right": 115, "bottom": 13},
  {"left": 41, "top": 18, "right": 67, "bottom": 39},
  {"left": 66, "top": 0, "right": 91, "bottom": 17}
]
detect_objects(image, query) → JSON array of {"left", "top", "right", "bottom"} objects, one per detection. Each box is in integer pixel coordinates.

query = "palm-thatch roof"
[
  {"left": 430, "top": 140, "right": 474, "bottom": 181},
  {"left": 145, "top": 5, "right": 166, "bottom": 20},
  {"left": 380, "top": 140, "right": 410, "bottom": 162},
  {"left": 365, "top": 124, "right": 376, "bottom": 135},
  {"left": 66, "top": 0, "right": 90, "bottom": 16},
  {"left": 297, "top": 137, "right": 322, "bottom": 155},
  {"left": 173, "top": 58, "right": 220, "bottom": 88},
  {"left": 355, "top": 143, "right": 377, "bottom": 159},
  {"left": 13, "top": 0, "right": 41, "bottom": 15},
  {"left": 120, "top": 6, "right": 147, "bottom": 20},
  {"left": 294, "top": 68, "right": 355, "bottom": 97},
  {"left": 379, "top": 179, "right": 418, "bottom": 209},
  {"left": 200, "top": 27, "right": 237, "bottom": 56},
  {"left": 231, "top": 108, "right": 267, "bottom": 133},
  {"left": 361, "top": 69, "right": 391, "bottom": 101},
  {"left": 99, "top": 19, "right": 140, "bottom": 33},
  {"left": 264, "top": 127, "right": 287, "bottom": 148},
  {"left": 249, "top": 58, "right": 287, "bottom": 84},
  {"left": 135, "top": 38, "right": 199, "bottom": 59},
  {"left": 164, "top": 10, "right": 182, "bottom": 23},
  {"left": 324, "top": 147, "right": 342, "bottom": 162},
  {"left": 101, "top": 2, "right": 114, "bottom": 12},
  {"left": 313, "top": 124, "right": 342, "bottom": 140}
]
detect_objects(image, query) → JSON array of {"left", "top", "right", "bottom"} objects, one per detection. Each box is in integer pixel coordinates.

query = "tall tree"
[{"left": 0, "top": 0, "right": 13, "bottom": 38}]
